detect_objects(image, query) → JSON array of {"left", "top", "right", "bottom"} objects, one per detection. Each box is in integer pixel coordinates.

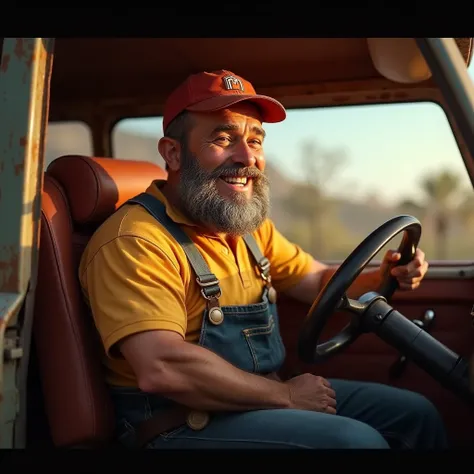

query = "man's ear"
[{"left": 158, "top": 137, "right": 182, "bottom": 171}]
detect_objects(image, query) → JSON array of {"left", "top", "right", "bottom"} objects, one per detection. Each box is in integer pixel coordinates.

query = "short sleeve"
[{"left": 80, "top": 235, "right": 187, "bottom": 358}]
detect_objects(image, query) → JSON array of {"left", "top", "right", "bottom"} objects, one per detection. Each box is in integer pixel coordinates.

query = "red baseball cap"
[{"left": 162, "top": 69, "right": 287, "bottom": 132}]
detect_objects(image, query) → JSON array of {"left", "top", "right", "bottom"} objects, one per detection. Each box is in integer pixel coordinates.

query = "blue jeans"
[{"left": 116, "top": 378, "right": 448, "bottom": 449}]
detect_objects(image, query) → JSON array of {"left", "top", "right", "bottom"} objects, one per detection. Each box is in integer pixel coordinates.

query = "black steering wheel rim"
[{"left": 297, "top": 215, "right": 422, "bottom": 364}]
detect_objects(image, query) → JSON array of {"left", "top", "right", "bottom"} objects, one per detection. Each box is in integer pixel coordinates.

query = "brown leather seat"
[{"left": 33, "top": 154, "right": 167, "bottom": 448}]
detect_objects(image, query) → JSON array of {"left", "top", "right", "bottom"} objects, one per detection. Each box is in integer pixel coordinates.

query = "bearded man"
[{"left": 79, "top": 70, "right": 448, "bottom": 450}]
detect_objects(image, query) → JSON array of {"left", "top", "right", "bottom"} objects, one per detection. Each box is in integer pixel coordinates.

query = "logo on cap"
[{"left": 222, "top": 75, "right": 244, "bottom": 92}]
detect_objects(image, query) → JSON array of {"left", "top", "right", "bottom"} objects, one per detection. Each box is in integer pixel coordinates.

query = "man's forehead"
[
  {"left": 209, "top": 122, "right": 266, "bottom": 139},
  {"left": 226, "top": 101, "right": 263, "bottom": 119}
]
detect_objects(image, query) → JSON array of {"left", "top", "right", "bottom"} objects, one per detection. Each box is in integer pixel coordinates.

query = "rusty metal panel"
[{"left": 0, "top": 38, "right": 54, "bottom": 448}]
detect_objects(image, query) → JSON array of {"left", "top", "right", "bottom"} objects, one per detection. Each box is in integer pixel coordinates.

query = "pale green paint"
[{"left": 0, "top": 38, "right": 54, "bottom": 448}]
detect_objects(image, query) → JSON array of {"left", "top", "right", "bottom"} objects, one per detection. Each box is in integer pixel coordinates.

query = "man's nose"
[{"left": 230, "top": 141, "right": 257, "bottom": 168}]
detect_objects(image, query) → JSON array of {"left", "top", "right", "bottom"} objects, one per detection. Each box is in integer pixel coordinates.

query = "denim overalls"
[{"left": 109, "top": 192, "right": 286, "bottom": 447}]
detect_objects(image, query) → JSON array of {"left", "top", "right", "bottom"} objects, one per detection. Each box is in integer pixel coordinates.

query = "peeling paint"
[
  {"left": 27, "top": 53, "right": 36, "bottom": 69},
  {"left": 0, "top": 246, "right": 19, "bottom": 294},
  {"left": 0, "top": 54, "right": 10, "bottom": 74},
  {"left": 14, "top": 163, "right": 24, "bottom": 176},
  {"left": 13, "top": 39, "right": 25, "bottom": 60}
]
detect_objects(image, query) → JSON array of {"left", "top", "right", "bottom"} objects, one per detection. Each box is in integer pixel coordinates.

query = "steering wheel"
[{"left": 298, "top": 215, "right": 422, "bottom": 364}]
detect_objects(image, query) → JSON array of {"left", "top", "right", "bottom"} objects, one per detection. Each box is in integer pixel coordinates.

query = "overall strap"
[
  {"left": 242, "top": 234, "right": 271, "bottom": 284},
  {"left": 127, "top": 193, "right": 221, "bottom": 301}
]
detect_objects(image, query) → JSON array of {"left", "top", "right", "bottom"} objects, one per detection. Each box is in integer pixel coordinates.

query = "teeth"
[{"left": 223, "top": 177, "right": 248, "bottom": 185}]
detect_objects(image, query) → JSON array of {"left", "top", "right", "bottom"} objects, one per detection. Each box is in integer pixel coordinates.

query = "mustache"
[{"left": 211, "top": 164, "right": 265, "bottom": 180}]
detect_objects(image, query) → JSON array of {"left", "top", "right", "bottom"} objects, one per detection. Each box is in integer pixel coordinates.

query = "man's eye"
[{"left": 215, "top": 136, "right": 231, "bottom": 143}]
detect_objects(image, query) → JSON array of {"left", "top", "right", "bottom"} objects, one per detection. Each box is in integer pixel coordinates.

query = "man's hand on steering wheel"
[{"left": 380, "top": 248, "right": 428, "bottom": 292}]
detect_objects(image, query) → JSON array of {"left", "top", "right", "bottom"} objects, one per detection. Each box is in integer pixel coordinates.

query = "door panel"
[{"left": 277, "top": 262, "right": 474, "bottom": 448}]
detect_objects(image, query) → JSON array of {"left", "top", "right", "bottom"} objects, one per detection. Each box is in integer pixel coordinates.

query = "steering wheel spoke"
[{"left": 336, "top": 293, "right": 368, "bottom": 315}]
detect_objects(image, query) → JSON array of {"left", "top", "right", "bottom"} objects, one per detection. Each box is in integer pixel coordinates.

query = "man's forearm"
[
  {"left": 284, "top": 260, "right": 382, "bottom": 305},
  {"left": 143, "top": 338, "right": 292, "bottom": 412},
  {"left": 322, "top": 266, "right": 382, "bottom": 299}
]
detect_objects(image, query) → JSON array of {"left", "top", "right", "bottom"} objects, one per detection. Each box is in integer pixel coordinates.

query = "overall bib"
[{"left": 109, "top": 192, "right": 287, "bottom": 447}]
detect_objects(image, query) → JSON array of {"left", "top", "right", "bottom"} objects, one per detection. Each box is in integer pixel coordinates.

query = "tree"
[
  {"left": 281, "top": 140, "right": 348, "bottom": 258},
  {"left": 421, "top": 170, "right": 461, "bottom": 259},
  {"left": 457, "top": 191, "right": 474, "bottom": 233},
  {"left": 396, "top": 169, "right": 462, "bottom": 259}
]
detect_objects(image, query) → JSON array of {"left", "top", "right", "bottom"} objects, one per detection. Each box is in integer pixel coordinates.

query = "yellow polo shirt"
[{"left": 79, "top": 180, "right": 314, "bottom": 386}]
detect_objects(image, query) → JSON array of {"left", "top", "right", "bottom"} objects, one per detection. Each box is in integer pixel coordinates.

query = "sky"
[{"left": 115, "top": 61, "right": 474, "bottom": 207}]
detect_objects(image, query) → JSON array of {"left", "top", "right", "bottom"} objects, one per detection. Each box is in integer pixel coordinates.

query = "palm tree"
[
  {"left": 396, "top": 169, "right": 462, "bottom": 259},
  {"left": 420, "top": 170, "right": 461, "bottom": 259}
]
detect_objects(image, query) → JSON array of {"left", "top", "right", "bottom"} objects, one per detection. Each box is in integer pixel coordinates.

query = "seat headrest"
[{"left": 47, "top": 155, "right": 167, "bottom": 224}]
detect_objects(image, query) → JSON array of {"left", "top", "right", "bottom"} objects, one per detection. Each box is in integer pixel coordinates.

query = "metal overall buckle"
[
  {"left": 258, "top": 258, "right": 277, "bottom": 304},
  {"left": 196, "top": 276, "right": 224, "bottom": 325}
]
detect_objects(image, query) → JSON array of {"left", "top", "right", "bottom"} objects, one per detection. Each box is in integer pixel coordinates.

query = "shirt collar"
[{"left": 146, "top": 179, "right": 198, "bottom": 228}]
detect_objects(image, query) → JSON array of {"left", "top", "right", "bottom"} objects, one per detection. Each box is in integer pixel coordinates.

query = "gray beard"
[{"left": 177, "top": 149, "right": 270, "bottom": 236}]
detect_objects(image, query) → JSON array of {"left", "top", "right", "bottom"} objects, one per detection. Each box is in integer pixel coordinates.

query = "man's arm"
[
  {"left": 119, "top": 330, "right": 292, "bottom": 411},
  {"left": 284, "top": 250, "right": 428, "bottom": 305},
  {"left": 255, "top": 219, "right": 383, "bottom": 305},
  {"left": 283, "top": 259, "right": 382, "bottom": 305},
  {"left": 258, "top": 218, "right": 428, "bottom": 306},
  {"left": 82, "top": 233, "right": 294, "bottom": 412}
]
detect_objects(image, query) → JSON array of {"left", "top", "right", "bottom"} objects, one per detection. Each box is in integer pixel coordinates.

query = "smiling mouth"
[{"left": 219, "top": 176, "right": 252, "bottom": 191}]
